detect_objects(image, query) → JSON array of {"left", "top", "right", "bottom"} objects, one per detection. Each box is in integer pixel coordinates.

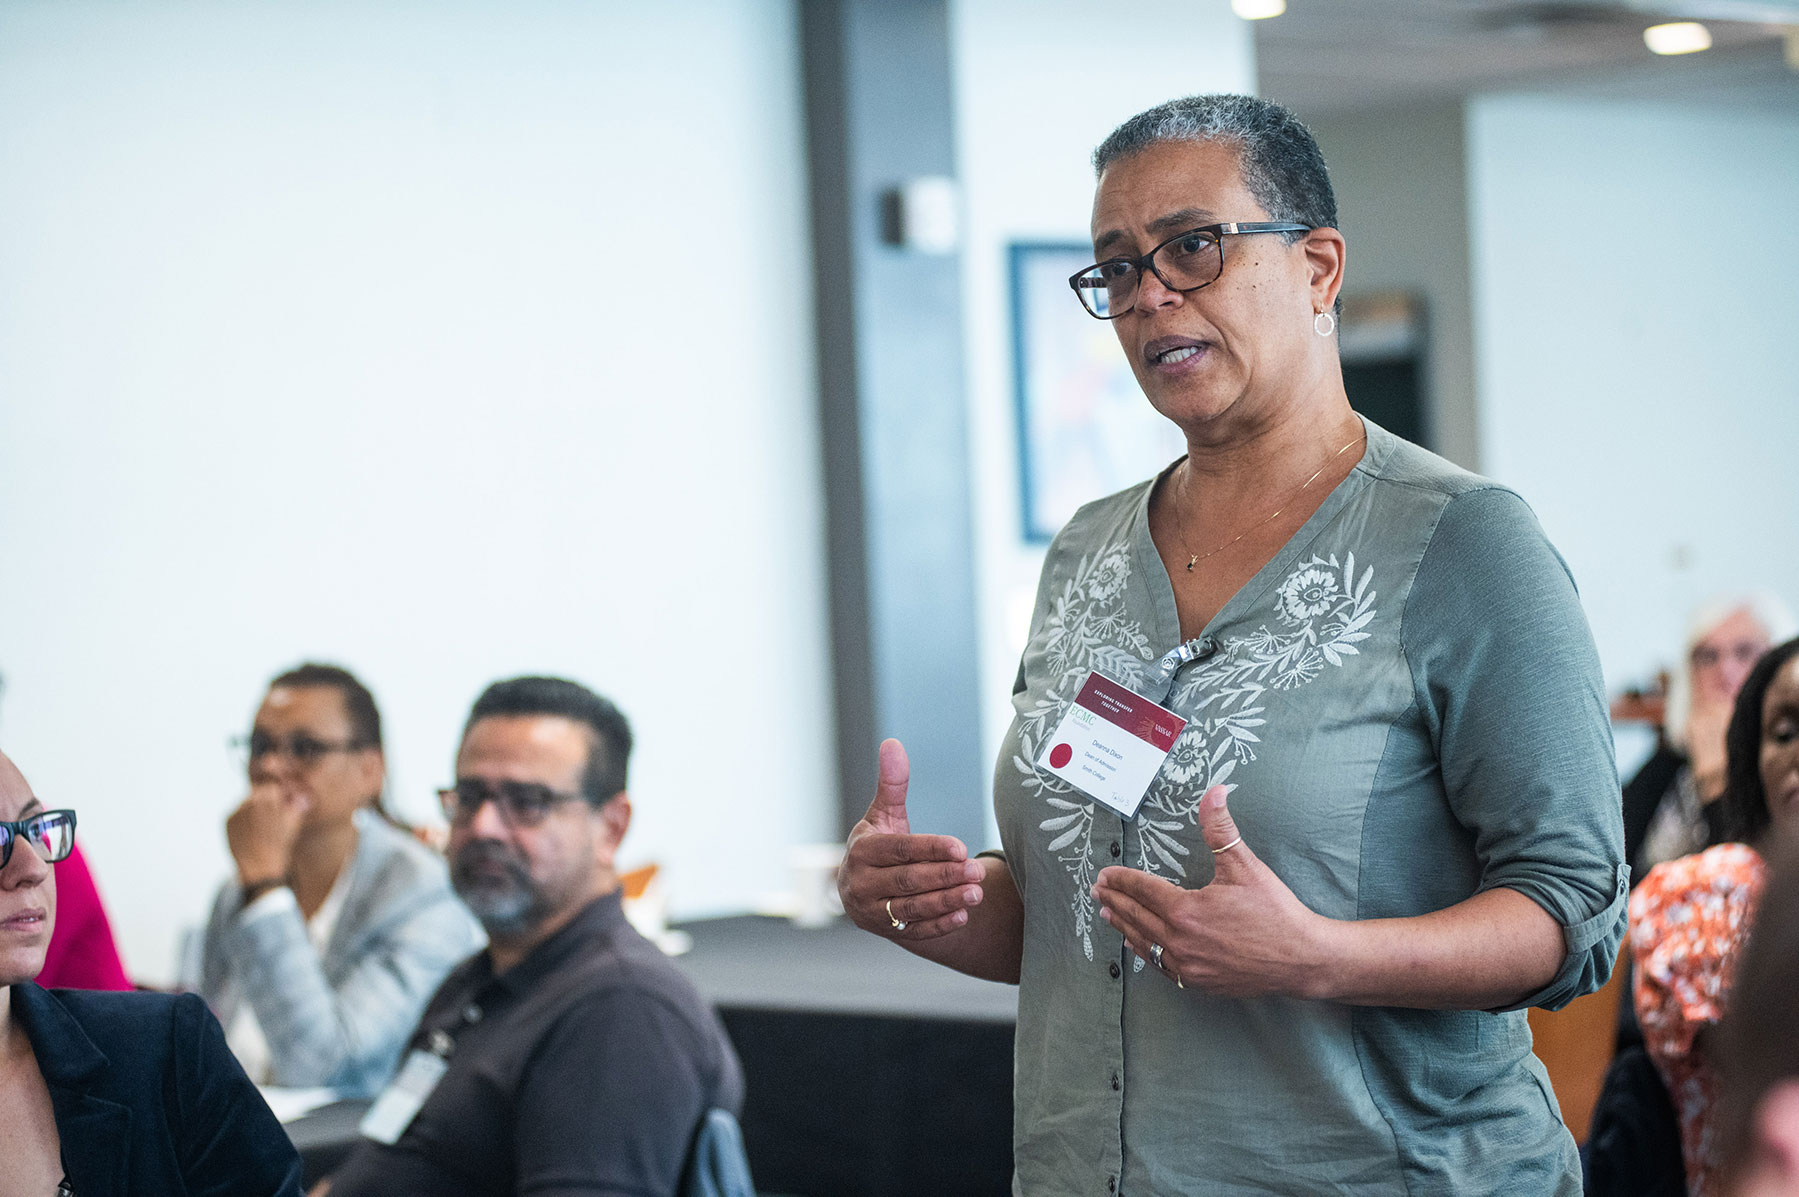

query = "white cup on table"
[{"left": 789, "top": 844, "right": 844, "bottom": 928}]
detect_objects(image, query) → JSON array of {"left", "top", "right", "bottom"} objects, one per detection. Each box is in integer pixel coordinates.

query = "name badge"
[
  {"left": 1035, "top": 671, "right": 1186, "bottom": 818},
  {"left": 359, "top": 1049, "right": 449, "bottom": 1145}
]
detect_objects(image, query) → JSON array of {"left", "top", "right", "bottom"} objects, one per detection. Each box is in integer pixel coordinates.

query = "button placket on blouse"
[{"left": 1094, "top": 806, "right": 1129, "bottom": 1194}]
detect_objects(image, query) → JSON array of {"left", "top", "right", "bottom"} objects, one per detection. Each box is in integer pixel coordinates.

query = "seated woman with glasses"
[
  {"left": 0, "top": 747, "right": 304, "bottom": 1195},
  {"left": 185, "top": 664, "right": 482, "bottom": 1098},
  {"left": 837, "top": 94, "right": 1625, "bottom": 1194},
  {"left": 1624, "top": 594, "right": 1794, "bottom": 885},
  {"left": 1630, "top": 636, "right": 1799, "bottom": 1197}
]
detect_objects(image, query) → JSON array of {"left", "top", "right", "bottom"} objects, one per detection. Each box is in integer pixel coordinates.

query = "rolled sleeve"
[
  {"left": 1404, "top": 487, "right": 1628, "bottom": 1012},
  {"left": 1505, "top": 861, "right": 1629, "bottom": 1011}
]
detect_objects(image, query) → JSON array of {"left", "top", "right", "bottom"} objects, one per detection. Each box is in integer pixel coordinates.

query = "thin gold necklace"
[{"left": 1177, "top": 429, "right": 1365, "bottom": 572}]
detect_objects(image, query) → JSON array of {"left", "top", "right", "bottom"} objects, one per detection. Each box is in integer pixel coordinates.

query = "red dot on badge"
[{"left": 1049, "top": 743, "right": 1073, "bottom": 769}]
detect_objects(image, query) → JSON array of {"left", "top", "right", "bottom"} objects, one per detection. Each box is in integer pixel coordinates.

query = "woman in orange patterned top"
[{"left": 1630, "top": 634, "right": 1799, "bottom": 1196}]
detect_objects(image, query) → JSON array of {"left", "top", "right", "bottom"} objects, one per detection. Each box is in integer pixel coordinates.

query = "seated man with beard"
[{"left": 321, "top": 677, "right": 743, "bottom": 1197}]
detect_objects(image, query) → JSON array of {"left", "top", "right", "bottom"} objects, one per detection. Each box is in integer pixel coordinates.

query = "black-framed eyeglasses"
[
  {"left": 0, "top": 809, "right": 77, "bottom": 870},
  {"left": 231, "top": 732, "right": 373, "bottom": 767},
  {"left": 1069, "top": 221, "right": 1314, "bottom": 319},
  {"left": 438, "top": 780, "right": 588, "bottom": 829}
]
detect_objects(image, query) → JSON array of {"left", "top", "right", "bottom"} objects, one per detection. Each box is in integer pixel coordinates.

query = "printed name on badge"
[{"left": 1035, "top": 671, "right": 1186, "bottom": 818}]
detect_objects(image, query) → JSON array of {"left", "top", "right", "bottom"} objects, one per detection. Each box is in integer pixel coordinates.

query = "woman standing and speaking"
[{"left": 838, "top": 94, "right": 1625, "bottom": 1195}]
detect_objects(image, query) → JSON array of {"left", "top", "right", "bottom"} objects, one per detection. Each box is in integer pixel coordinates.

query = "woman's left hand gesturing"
[{"left": 1091, "top": 785, "right": 1330, "bottom": 998}]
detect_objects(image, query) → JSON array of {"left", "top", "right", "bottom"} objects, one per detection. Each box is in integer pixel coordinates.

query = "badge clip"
[{"left": 1158, "top": 635, "right": 1220, "bottom": 679}]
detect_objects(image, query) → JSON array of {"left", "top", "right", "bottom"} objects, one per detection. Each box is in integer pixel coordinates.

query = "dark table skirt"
[{"left": 676, "top": 916, "right": 1016, "bottom": 1197}]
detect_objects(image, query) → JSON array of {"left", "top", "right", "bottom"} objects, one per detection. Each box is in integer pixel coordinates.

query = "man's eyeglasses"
[
  {"left": 1069, "top": 221, "right": 1314, "bottom": 319},
  {"left": 0, "top": 810, "right": 77, "bottom": 870},
  {"left": 438, "top": 780, "right": 588, "bottom": 829},
  {"left": 231, "top": 732, "right": 372, "bottom": 767}
]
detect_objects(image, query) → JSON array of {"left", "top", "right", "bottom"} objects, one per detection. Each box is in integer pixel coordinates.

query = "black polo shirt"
[{"left": 328, "top": 890, "right": 743, "bottom": 1197}]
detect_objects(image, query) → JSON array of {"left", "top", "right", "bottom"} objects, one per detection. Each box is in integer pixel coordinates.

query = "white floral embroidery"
[
  {"left": 1276, "top": 565, "right": 1340, "bottom": 625},
  {"left": 1022, "top": 546, "right": 1378, "bottom": 954},
  {"left": 1013, "top": 541, "right": 1155, "bottom": 961}
]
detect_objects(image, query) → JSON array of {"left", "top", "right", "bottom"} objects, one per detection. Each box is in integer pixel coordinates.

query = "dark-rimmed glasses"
[
  {"left": 438, "top": 780, "right": 588, "bottom": 829},
  {"left": 0, "top": 809, "right": 77, "bottom": 870},
  {"left": 231, "top": 732, "right": 372, "bottom": 767},
  {"left": 1069, "top": 221, "right": 1314, "bottom": 319}
]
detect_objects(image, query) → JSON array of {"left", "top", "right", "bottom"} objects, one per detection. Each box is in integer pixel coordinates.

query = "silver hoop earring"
[{"left": 1313, "top": 311, "right": 1336, "bottom": 337}]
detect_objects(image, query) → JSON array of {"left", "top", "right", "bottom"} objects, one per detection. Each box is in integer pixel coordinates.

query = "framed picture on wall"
[{"left": 1009, "top": 242, "right": 1186, "bottom": 543}]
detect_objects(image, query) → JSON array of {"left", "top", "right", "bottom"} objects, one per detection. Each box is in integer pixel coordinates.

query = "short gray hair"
[{"left": 1092, "top": 94, "right": 1338, "bottom": 242}]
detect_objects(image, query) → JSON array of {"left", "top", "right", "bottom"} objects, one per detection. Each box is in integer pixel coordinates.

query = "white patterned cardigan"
[{"left": 190, "top": 809, "right": 484, "bottom": 1098}]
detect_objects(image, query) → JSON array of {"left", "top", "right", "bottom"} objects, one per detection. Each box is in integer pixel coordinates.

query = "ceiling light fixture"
[
  {"left": 1643, "top": 21, "right": 1713, "bottom": 54},
  {"left": 1232, "top": 0, "right": 1286, "bottom": 19}
]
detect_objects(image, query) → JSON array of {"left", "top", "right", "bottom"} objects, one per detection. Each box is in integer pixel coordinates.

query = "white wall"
[
  {"left": 949, "top": 0, "right": 1256, "bottom": 843},
  {"left": 1466, "top": 93, "right": 1799, "bottom": 692},
  {"left": 1307, "top": 104, "right": 1480, "bottom": 469},
  {"left": 0, "top": 0, "right": 829, "bottom": 981}
]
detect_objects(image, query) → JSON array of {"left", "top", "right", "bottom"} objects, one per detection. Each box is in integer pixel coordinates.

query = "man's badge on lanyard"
[
  {"left": 1035, "top": 671, "right": 1186, "bottom": 819},
  {"left": 359, "top": 1042, "right": 451, "bottom": 1145}
]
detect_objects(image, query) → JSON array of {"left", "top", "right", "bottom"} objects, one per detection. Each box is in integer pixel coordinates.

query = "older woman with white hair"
[
  {"left": 1626, "top": 593, "right": 1797, "bottom": 882},
  {"left": 838, "top": 93, "right": 1627, "bottom": 1195}
]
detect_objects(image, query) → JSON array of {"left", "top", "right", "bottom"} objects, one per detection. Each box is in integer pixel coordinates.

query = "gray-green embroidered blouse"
[{"left": 996, "top": 420, "right": 1627, "bottom": 1196}]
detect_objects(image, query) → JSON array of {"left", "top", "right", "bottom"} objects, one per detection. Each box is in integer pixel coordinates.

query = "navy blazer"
[{"left": 12, "top": 982, "right": 304, "bottom": 1197}]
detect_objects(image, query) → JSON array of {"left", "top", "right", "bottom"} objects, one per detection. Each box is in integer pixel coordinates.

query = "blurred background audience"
[{"left": 1627, "top": 637, "right": 1799, "bottom": 1196}]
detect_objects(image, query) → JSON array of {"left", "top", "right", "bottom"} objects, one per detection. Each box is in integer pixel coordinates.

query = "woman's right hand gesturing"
[{"left": 838, "top": 739, "right": 988, "bottom": 940}]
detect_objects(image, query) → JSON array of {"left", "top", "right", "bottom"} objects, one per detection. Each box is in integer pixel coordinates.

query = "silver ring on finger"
[
  {"left": 886, "top": 899, "right": 907, "bottom": 932},
  {"left": 1149, "top": 942, "right": 1165, "bottom": 972}
]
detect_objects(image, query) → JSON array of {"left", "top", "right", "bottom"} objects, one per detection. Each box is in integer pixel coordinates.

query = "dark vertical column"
[{"left": 802, "top": 0, "right": 986, "bottom": 848}]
